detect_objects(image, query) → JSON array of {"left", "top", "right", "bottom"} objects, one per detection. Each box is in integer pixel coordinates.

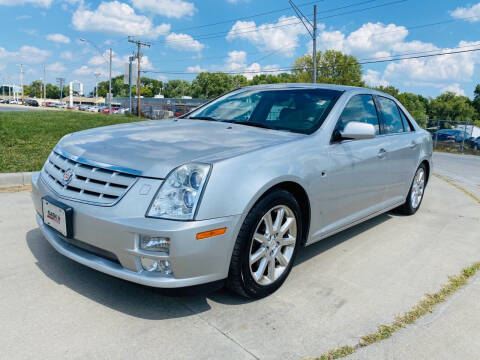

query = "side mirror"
[{"left": 340, "top": 121, "right": 376, "bottom": 140}]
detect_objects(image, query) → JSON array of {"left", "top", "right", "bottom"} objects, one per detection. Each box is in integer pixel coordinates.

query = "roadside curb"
[{"left": 0, "top": 172, "right": 36, "bottom": 188}]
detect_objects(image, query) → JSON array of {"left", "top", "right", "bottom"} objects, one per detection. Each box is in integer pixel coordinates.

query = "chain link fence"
[
  {"left": 420, "top": 120, "right": 480, "bottom": 154},
  {"left": 114, "top": 97, "right": 209, "bottom": 119}
]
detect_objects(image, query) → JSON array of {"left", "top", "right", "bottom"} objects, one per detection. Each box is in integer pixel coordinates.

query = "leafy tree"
[
  {"left": 24, "top": 80, "right": 43, "bottom": 98},
  {"left": 429, "top": 92, "right": 477, "bottom": 123},
  {"left": 163, "top": 79, "right": 192, "bottom": 98},
  {"left": 292, "top": 50, "right": 364, "bottom": 86},
  {"left": 191, "top": 72, "right": 235, "bottom": 98}
]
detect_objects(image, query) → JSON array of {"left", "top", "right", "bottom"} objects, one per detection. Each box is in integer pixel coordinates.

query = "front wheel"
[
  {"left": 395, "top": 164, "right": 427, "bottom": 215},
  {"left": 227, "top": 190, "right": 302, "bottom": 298}
]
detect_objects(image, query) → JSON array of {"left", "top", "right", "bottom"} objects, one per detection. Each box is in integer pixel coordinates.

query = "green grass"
[{"left": 0, "top": 111, "right": 140, "bottom": 173}]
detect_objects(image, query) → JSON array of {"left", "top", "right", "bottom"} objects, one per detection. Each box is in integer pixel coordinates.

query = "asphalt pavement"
[
  {"left": 433, "top": 152, "right": 480, "bottom": 198},
  {"left": 0, "top": 104, "right": 52, "bottom": 112}
]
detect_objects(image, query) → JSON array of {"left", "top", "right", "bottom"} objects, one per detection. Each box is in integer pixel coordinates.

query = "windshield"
[{"left": 187, "top": 88, "right": 342, "bottom": 134}]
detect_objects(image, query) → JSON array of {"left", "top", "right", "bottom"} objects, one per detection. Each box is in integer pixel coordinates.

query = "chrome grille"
[{"left": 41, "top": 151, "right": 137, "bottom": 206}]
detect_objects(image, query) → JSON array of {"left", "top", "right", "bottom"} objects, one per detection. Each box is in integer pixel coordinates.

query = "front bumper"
[{"left": 32, "top": 172, "right": 242, "bottom": 288}]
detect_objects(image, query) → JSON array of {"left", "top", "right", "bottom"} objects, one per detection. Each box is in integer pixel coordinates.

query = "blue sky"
[{"left": 1, "top": 0, "right": 480, "bottom": 97}]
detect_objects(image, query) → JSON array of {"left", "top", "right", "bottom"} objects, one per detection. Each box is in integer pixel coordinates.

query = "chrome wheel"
[
  {"left": 410, "top": 167, "right": 425, "bottom": 209},
  {"left": 249, "top": 205, "right": 297, "bottom": 286}
]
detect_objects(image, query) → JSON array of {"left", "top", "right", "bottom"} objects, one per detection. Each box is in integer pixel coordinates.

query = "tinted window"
[
  {"left": 188, "top": 89, "right": 341, "bottom": 134},
  {"left": 336, "top": 95, "right": 380, "bottom": 134},
  {"left": 399, "top": 109, "right": 414, "bottom": 132},
  {"left": 377, "top": 97, "right": 405, "bottom": 134}
]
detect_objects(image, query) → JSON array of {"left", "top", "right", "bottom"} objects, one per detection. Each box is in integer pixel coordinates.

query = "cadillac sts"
[{"left": 32, "top": 84, "right": 433, "bottom": 298}]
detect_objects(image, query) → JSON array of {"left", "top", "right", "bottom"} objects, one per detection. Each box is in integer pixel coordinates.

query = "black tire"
[
  {"left": 395, "top": 163, "right": 427, "bottom": 215},
  {"left": 227, "top": 189, "right": 302, "bottom": 298}
]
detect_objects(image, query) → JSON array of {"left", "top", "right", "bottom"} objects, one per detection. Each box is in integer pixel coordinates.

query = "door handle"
[
  {"left": 377, "top": 148, "right": 387, "bottom": 159},
  {"left": 409, "top": 142, "right": 418, "bottom": 149}
]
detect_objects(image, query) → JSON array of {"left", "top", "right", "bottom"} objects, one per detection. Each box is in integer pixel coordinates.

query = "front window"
[{"left": 187, "top": 88, "right": 342, "bottom": 134}]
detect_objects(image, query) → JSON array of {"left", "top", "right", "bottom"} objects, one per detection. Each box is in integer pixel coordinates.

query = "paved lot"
[
  {"left": 1, "top": 173, "right": 479, "bottom": 359},
  {"left": 0, "top": 104, "right": 52, "bottom": 112},
  {"left": 433, "top": 152, "right": 480, "bottom": 198}
]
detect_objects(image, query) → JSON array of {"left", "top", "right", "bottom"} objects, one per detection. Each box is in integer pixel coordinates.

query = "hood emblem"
[{"left": 62, "top": 169, "right": 74, "bottom": 185}]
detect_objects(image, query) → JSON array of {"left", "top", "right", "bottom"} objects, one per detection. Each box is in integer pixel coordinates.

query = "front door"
[{"left": 319, "top": 94, "right": 390, "bottom": 237}]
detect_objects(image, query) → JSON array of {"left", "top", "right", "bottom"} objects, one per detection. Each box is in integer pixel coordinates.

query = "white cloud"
[
  {"left": 227, "top": 0, "right": 250, "bottom": 3},
  {"left": 227, "top": 16, "right": 308, "bottom": 57},
  {"left": 186, "top": 65, "right": 207, "bottom": 73},
  {"left": 73, "top": 65, "right": 92, "bottom": 76},
  {"left": 450, "top": 3, "right": 480, "bottom": 22},
  {"left": 46, "top": 62, "right": 66, "bottom": 73},
  {"left": 165, "top": 32, "right": 205, "bottom": 52},
  {"left": 0, "top": 0, "right": 52, "bottom": 7},
  {"left": 362, "top": 69, "right": 389, "bottom": 87},
  {"left": 46, "top": 33, "right": 71, "bottom": 44},
  {"left": 383, "top": 41, "right": 480, "bottom": 84},
  {"left": 223, "top": 50, "right": 277, "bottom": 80},
  {"left": 60, "top": 51, "right": 73, "bottom": 60},
  {"left": 72, "top": 1, "right": 171, "bottom": 38},
  {"left": 131, "top": 0, "right": 196, "bottom": 18},
  {"left": 442, "top": 83, "right": 466, "bottom": 96},
  {"left": 16, "top": 14, "right": 32, "bottom": 20},
  {"left": 18, "top": 46, "right": 50, "bottom": 63}
]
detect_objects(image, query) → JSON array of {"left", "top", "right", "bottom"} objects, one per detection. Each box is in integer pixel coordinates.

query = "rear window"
[{"left": 376, "top": 96, "right": 405, "bottom": 134}]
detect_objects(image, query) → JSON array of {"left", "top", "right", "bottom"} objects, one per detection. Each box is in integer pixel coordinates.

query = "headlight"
[{"left": 146, "top": 163, "right": 211, "bottom": 220}]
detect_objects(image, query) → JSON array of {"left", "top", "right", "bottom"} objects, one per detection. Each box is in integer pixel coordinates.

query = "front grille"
[{"left": 41, "top": 150, "right": 137, "bottom": 206}]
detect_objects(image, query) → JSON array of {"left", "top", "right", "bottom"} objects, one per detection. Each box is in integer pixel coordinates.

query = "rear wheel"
[
  {"left": 228, "top": 190, "right": 302, "bottom": 298},
  {"left": 395, "top": 164, "right": 427, "bottom": 215}
]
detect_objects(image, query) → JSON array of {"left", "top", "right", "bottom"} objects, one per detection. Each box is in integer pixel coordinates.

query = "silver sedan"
[{"left": 31, "top": 84, "right": 432, "bottom": 298}]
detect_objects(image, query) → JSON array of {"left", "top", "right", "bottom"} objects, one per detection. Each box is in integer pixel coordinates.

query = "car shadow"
[{"left": 26, "top": 212, "right": 394, "bottom": 318}]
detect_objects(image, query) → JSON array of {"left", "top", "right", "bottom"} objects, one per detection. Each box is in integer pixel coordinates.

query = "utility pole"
[
  {"left": 94, "top": 72, "right": 101, "bottom": 105},
  {"left": 128, "top": 37, "right": 150, "bottom": 117},
  {"left": 43, "top": 64, "right": 46, "bottom": 103},
  {"left": 56, "top": 77, "right": 65, "bottom": 104},
  {"left": 109, "top": 48, "right": 112, "bottom": 113},
  {"left": 19, "top": 64, "right": 24, "bottom": 104},
  {"left": 289, "top": 1, "right": 317, "bottom": 83}
]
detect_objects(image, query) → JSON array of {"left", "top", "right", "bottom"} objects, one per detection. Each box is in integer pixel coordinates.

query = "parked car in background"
[
  {"left": 26, "top": 99, "right": 39, "bottom": 107},
  {"left": 78, "top": 105, "right": 90, "bottom": 111},
  {"left": 31, "top": 84, "right": 433, "bottom": 298},
  {"left": 433, "top": 129, "right": 471, "bottom": 143},
  {"left": 470, "top": 136, "right": 480, "bottom": 150}
]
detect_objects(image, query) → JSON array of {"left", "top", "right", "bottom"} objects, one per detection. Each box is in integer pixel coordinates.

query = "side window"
[
  {"left": 399, "top": 108, "right": 414, "bottom": 132},
  {"left": 336, "top": 94, "right": 380, "bottom": 135},
  {"left": 376, "top": 97, "right": 405, "bottom": 134}
]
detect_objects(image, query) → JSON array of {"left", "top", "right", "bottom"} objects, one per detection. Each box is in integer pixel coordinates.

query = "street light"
[{"left": 79, "top": 38, "right": 112, "bottom": 113}]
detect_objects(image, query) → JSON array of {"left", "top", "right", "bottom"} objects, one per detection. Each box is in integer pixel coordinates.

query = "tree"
[
  {"left": 430, "top": 92, "right": 477, "bottom": 124},
  {"left": 191, "top": 72, "right": 236, "bottom": 98},
  {"left": 163, "top": 79, "right": 192, "bottom": 98},
  {"left": 292, "top": 50, "right": 364, "bottom": 86},
  {"left": 24, "top": 80, "right": 43, "bottom": 98},
  {"left": 472, "top": 84, "right": 480, "bottom": 114}
]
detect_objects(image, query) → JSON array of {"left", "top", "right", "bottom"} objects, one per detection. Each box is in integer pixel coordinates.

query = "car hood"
[{"left": 56, "top": 119, "right": 303, "bottom": 178}]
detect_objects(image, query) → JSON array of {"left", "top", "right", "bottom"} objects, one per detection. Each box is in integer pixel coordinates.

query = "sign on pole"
[{"left": 124, "top": 63, "right": 137, "bottom": 85}]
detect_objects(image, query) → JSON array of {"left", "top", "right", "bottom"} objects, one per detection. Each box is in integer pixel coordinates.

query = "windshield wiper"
[
  {"left": 224, "top": 121, "right": 273, "bottom": 130},
  {"left": 189, "top": 116, "right": 218, "bottom": 121}
]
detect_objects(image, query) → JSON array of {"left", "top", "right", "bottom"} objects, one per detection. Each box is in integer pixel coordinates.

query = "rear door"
[{"left": 375, "top": 96, "right": 420, "bottom": 204}]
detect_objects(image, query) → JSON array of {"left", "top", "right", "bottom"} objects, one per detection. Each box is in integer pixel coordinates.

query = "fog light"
[
  {"left": 140, "top": 257, "right": 172, "bottom": 274},
  {"left": 140, "top": 236, "right": 170, "bottom": 253}
]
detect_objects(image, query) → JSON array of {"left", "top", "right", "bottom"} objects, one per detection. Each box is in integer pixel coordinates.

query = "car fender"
[{"left": 195, "top": 136, "right": 324, "bottom": 223}]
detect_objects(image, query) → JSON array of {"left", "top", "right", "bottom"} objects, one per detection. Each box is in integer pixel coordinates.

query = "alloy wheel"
[
  {"left": 249, "top": 205, "right": 297, "bottom": 286},
  {"left": 410, "top": 167, "right": 425, "bottom": 209}
]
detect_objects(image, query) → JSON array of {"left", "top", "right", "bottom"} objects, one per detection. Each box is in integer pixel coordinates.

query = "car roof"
[{"left": 240, "top": 83, "right": 390, "bottom": 97}]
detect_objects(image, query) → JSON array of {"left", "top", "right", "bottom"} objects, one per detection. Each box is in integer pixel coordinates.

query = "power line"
[
  {"left": 152, "top": 0, "right": 406, "bottom": 45},
  {"left": 172, "top": 0, "right": 325, "bottom": 32},
  {"left": 141, "top": 47, "right": 480, "bottom": 76}
]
